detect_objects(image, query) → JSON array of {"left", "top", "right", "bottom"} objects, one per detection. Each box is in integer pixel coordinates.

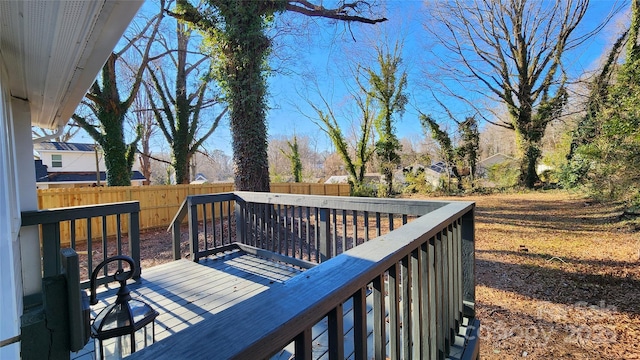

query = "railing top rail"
[
  {"left": 167, "top": 192, "right": 237, "bottom": 232},
  {"left": 234, "top": 191, "right": 461, "bottom": 216},
  {"left": 167, "top": 197, "right": 189, "bottom": 232},
  {"left": 129, "top": 200, "right": 475, "bottom": 360},
  {"left": 21, "top": 201, "right": 140, "bottom": 226}
]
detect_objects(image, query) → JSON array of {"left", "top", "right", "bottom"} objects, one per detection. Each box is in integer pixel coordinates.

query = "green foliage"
[
  {"left": 419, "top": 114, "right": 479, "bottom": 192},
  {"left": 566, "top": 0, "right": 640, "bottom": 207},
  {"left": 402, "top": 167, "right": 432, "bottom": 194},
  {"left": 487, "top": 161, "right": 519, "bottom": 188},
  {"left": 365, "top": 42, "right": 408, "bottom": 197},
  {"left": 280, "top": 135, "right": 303, "bottom": 182},
  {"left": 312, "top": 99, "right": 375, "bottom": 190}
]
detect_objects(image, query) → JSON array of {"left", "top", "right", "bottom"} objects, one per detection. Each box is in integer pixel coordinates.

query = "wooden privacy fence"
[{"left": 37, "top": 183, "right": 350, "bottom": 246}]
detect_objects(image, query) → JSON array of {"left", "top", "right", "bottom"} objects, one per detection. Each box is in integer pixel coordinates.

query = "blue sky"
[
  {"left": 259, "top": 0, "right": 628, "bottom": 154},
  {"left": 72, "top": 0, "right": 628, "bottom": 156}
]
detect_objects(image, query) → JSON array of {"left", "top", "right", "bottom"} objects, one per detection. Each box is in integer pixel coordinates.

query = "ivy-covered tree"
[
  {"left": 171, "top": 0, "right": 386, "bottom": 192},
  {"left": 420, "top": 114, "right": 479, "bottom": 192},
  {"left": 364, "top": 41, "right": 407, "bottom": 197},
  {"left": 72, "top": 4, "right": 165, "bottom": 186},
  {"left": 280, "top": 135, "right": 303, "bottom": 182},
  {"left": 311, "top": 94, "right": 376, "bottom": 196},
  {"left": 568, "top": 0, "right": 640, "bottom": 207},
  {"left": 425, "top": 0, "right": 599, "bottom": 188},
  {"left": 145, "top": 21, "right": 227, "bottom": 184}
]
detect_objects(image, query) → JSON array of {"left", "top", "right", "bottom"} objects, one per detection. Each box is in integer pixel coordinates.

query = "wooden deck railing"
[
  {"left": 21, "top": 201, "right": 141, "bottom": 289},
  {"left": 161, "top": 192, "right": 479, "bottom": 359}
]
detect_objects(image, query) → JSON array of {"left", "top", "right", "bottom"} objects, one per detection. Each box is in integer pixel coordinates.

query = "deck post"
[
  {"left": 234, "top": 196, "right": 246, "bottom": 244},
  {"left": 188, "top": 197, "right": 199, "bottom": 262},
  {"left": 461, "top": 209, "right": 475, "bottom": 318},
  {"left": 41, "top": 222, "right": 61, "bottom": 278},
  {"left": 171, "top": 222, "right": 181, "bottom": 260},
  {"left": 318, "top": 208, "right": 331, "bottom": 262},
  {"left": 128, "top": 209, "right": 141, "bottom": 279}
]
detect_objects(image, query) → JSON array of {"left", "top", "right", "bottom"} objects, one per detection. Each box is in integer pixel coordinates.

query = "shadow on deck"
[{"left": 72, "top": 246, "right": 306, "bottom": 360}]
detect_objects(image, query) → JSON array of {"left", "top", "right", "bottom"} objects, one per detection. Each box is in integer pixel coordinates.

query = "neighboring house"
[
  {"left": 0, "top": 2, "right": 143, "bottom": 358},
  {"left": 33, "top": 142, "right": 146, "bottom": 189},
  {"left": 477, "top": 153, "right": 517, "bottom": 177},
  {"left": 324, "top": 173, "right": 383, "bottom": 184},
  {"left": 400, "top": 163, "right": 446, "bottom": 189},
  {"left": 190, "top": 173, "right": 209, "bottom": 185}
]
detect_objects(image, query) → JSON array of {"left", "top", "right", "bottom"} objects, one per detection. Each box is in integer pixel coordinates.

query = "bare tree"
[
  {"left": 171, "top": 0, "right": 386, "bottom": 192},
  {"left": 145, "top": 20, "right": 227, "bottom": 184},
  {"left": 72, "top": 1, "right": 165, "bottom": 185},
  {"left": 424, "top": 0, "right": 613, "bottom": 188},
  {"left": 32, "top": 124, "right": 81, "bottom": 143}
]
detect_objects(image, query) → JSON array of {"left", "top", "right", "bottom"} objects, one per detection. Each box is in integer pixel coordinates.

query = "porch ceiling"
[{"left": 0, "top": 1, "right": 143, "bottom": 130}]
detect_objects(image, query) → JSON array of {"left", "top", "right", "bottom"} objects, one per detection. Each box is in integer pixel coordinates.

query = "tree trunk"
[
  {"left": 101, "top": 112, "right": 131, "bottom": 186},
  {"left": 517, "top": 133, "right": 541, "bottom": 188},
  {"left": 222, "top": 7, "right": 271, "bottom": 192}
]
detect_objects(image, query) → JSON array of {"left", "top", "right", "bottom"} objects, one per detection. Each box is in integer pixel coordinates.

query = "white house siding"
[
  {"left": 0, "top": 55, "right": 22, "bottom": 359},
  {"left": 38, "top": 148, "right": 106, "bottom": 172}
]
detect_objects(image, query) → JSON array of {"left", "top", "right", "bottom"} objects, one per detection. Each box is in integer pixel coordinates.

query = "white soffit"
[{"left": 0, "top": 0, "right": 143, "bottom": 129}]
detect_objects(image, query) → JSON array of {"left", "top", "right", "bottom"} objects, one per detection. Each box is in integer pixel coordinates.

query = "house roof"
[
  {"left": 33, "top": 142, "right": 97, "bottom": 152},
  {"left": 38, "top": 171, "right": 146, "bottom": 183},
  {"left": 0, "top": 1, "right": 143, "bottom": 129}
]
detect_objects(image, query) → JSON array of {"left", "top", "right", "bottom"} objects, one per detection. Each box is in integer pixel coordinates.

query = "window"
[{"left": 51, "top": 154, "right": 62, "bottom": 168}]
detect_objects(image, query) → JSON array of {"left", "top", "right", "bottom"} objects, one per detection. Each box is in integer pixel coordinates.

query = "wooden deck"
[{"left": 71, "top": 249, "right": 305, "bottom": 360}]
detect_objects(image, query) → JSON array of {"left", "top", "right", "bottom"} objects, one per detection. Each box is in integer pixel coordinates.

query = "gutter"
[{"left": 32, "top": 125, "right": 64, "bottom": 144}]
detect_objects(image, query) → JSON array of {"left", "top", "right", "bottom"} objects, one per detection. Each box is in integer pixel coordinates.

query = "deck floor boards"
[{"left": 71, "top": 249, "right": 304, "bottom": 360}]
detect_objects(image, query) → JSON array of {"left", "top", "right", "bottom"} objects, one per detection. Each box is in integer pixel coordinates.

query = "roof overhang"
[{"left": 0, "top": 0, "right": 144, "bottom": 129}]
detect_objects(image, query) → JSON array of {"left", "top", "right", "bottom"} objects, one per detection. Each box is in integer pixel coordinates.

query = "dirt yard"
[
  {"left": 431, "top": 191, "right": 640, "bottom": 359},
  {"left": 135, "top": 191, "right": 640, "bottom": 359}
]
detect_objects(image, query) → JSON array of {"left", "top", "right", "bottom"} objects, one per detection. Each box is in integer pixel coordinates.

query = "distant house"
[
  {"left": 400, "top": 163, "right": 446, "bottom": 189},
  {"left": 477, "top": 153, "right": 516, "bottom": 177},
  {"left": 190, "top": 173, "right": 209, "bottom": 184},
  {"left": 33, "top": 141, "right": 146, "bottom": 189},
  {"left": 324, "top": 173, "right": 383, "bottom": 185}
]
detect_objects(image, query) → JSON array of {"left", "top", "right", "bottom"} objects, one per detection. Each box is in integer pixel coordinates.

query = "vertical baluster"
[
  {"left": 331, "top": 208, "right": 337, "bottom": 257},
  {"left": 87, "top": 218, "right": 92, "bottom": 280},
  {"left": 314, "top": 207, "right": 320, "bottom": 262},
  {"left": 373, "top": 274, "right": 386, "bottom": 360},
  {"left": 227, "top": 200, "right": 232, "bottom": 245},
  {"left": 364, "top": 211, "right": 369, "bottom": 242},
  {"left": 70, "top": 219, "right": 76, "bottom": 249},
  {"left": 447, "top": 223, "right": 456, "bottom": 339},
  {"left": 443, "top": 227, "right": 452, "bottom": 353},
  {"left": 419, "top": 243, "right": 430, "bottom": 358},
  {"left": 427, "top": 238, "right": 437, "bottom": 360},
  {"left": 305, "top": 207, "right": 311, "bottom": 261},
  {"left": 294, "top": 328, "right": 312, "bottom": 360},
  {"left": 298, "top": 206, "right": 303, "bottom": 260},
  {"left": 327, "top": 304, "right": 344, "bottom": 360},
  {"left": 219, "top": 201, "right": 225, "bottom": 246},
  {"left": 388, "top": 213, "right": 394, "bottom": 231},
  {"left": 341, "top": 209, "right": 347, "bottom": 251},
  {"left": 116, "top": 214, "right": 122, "bottom": 256},
  {"left": 101, "top": 216, "right": 108, "bottom": 277},
  {"left": 435, "top": 233, "right": 445, "bottom": 358},
  {"left": 375, "top": 212, "right": 381, "bottom": 237},
  {"left": 353, "top": 287, "right": 367, "bottom": 360},
  {"left": 400, "top": 256, "right": 414, "bottom": 359},
  {"left": 203, "top": 203, "right": 209, "bottom": 250},
  {"left": 407, "top": 249, "right": 424, "bottom": 359},
  {"left": 456, "top": 218, "right": 463, "bottom": 322},
  {"left": 283, "top": 205, "right": 289, "bottom": 255},
  {"left": 352, "top": 210, "right": 358, "bottom": 247},
  {"left": 402, "top": 214, "right": 408, "bottom": 225},
  {"left": 389, "top": 262, "right": 401, "bottom": 360}
]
